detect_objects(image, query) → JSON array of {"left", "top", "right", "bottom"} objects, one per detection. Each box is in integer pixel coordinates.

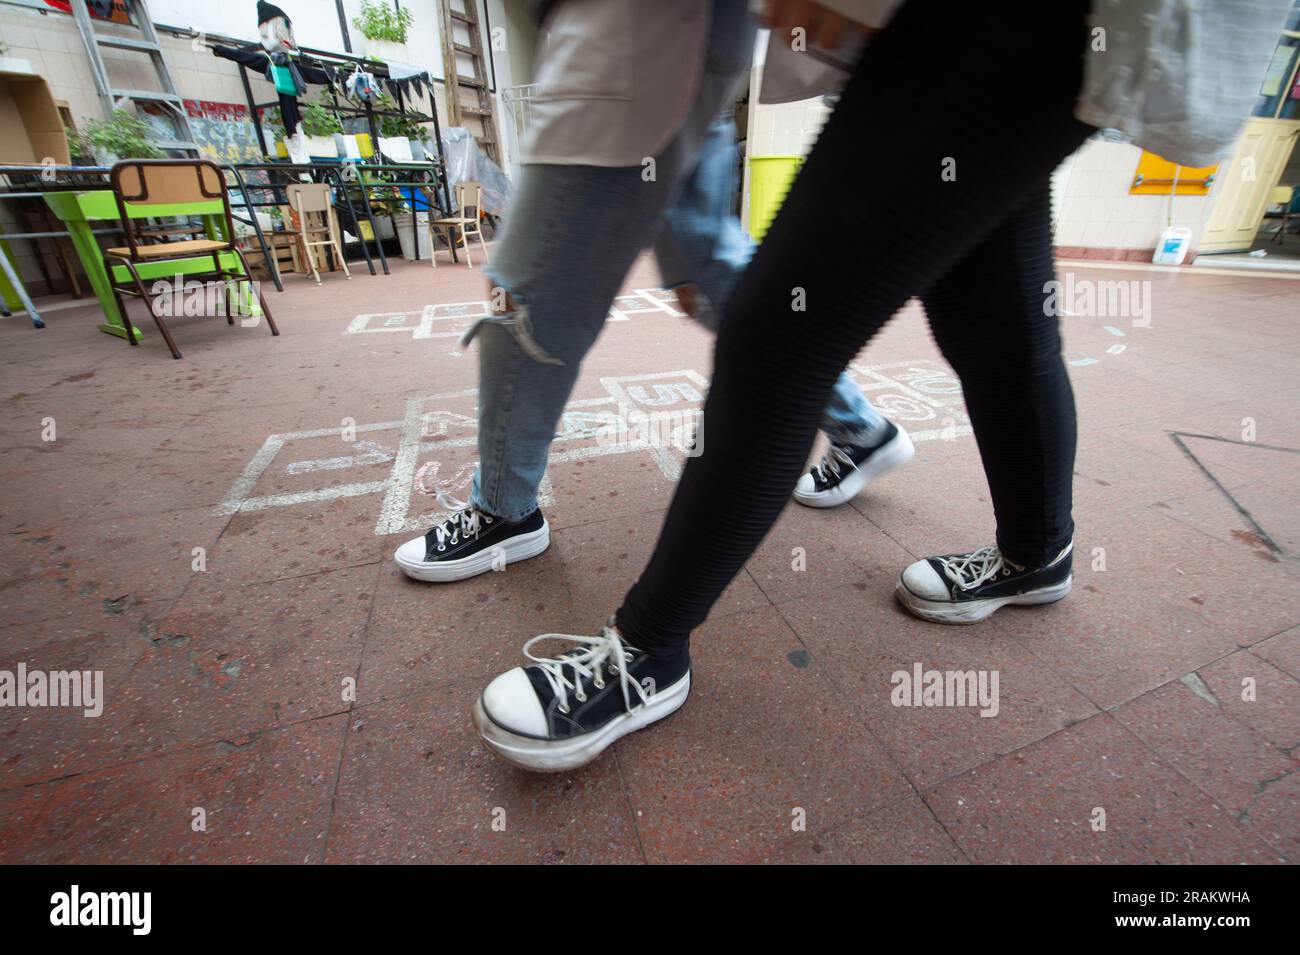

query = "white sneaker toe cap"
[
  {"left": 900, "top": 559, "right": 948, "bottom": 600},
  {"left": 394, "top": 535, "right": 428, "bottom": 566},
  {"left": 793, "top": 472, "right": 818, "bottom": 499},
  {"left": 480, "top": 667, "right": 548, "bottom": 737}
]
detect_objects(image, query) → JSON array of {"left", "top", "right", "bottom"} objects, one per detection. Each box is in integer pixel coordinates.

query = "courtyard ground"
[{"left": 0, "top": 250, "right": 1296, "bottom": 863}]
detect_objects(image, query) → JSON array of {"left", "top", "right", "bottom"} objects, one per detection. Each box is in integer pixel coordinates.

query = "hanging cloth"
[
  {"left": 347, "top": 65, "right": 379, "bottom": 102},
  {"left": 383, "top": 61, "right": 433, "bottom": 100}
]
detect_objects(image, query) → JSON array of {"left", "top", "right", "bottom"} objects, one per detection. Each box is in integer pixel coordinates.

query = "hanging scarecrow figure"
[
  {"left": 214, "top": 1, "right": 340, "bottom": 160},
  {"left": 257, "top": 0, "right": 310, "bottom": 158},
  {"left": 257, "top": 1, "right": 296, "bottom": 54}
]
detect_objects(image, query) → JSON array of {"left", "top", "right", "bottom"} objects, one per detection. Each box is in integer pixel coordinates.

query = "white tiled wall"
[
  {"left": 747, "top": 89, "right": 829, "bottom": 157},
  {"left": 740, "top": 65, "right": 830, "bottom": 233},
  {"left": 1050, "top": 138, "right": 1221, "bottom": 251},
  {"left": 735, "top": 78, "right": 1226, "bottom": 257}
]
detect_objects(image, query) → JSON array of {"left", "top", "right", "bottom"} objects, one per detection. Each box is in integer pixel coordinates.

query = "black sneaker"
[
  {"left": 895, "top": 543, "right": 1072, "bottom": 624},
  {"left": 473, "top": 624, "right": 691, "bottom": 772},
  {"left": 793, "top": 421, "right": 914, "bottom": 508},
  {"left": 394, "top": 503, "right": 549, "bottom": 582}
]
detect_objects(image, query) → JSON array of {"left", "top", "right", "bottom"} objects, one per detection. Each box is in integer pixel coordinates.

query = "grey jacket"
[{"left": 522, "top": 0, "right": 1292, "bottom": 168}]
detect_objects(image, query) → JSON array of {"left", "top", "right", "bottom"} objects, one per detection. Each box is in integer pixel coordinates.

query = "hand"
[
  {"left": 674, "top": 283, "right": 700, "bottom": 319},
  {"left": 759, "top": 0, "right": 875, "bottom": 50}
]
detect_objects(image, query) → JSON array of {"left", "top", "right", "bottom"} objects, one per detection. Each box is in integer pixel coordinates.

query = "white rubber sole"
[
  {"left": 394, "top": 521, "right": 550, "bottom": 582},
  {"left": 895, "top": 575, "right": 1073, "bottom": 625},
  {"left": 794, "top": 427, "right": 916, "bottom": 508},
  {"left": 473, "top": 671, "right": 691, "bottom": 772}
]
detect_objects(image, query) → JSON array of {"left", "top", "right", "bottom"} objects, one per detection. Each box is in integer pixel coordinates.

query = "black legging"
[{"left": 617, "top": 0, "right": 1095, "bottom": 656}]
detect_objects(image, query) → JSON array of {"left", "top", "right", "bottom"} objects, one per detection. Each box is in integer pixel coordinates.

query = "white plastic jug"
[{"left": 1153, "top": 226, "right": 1192, "bottom": 265}]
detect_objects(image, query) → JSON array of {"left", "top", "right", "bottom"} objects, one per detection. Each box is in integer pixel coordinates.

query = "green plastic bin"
[{"left": 747, "top": 155, "right": 802, "bottom": 241}]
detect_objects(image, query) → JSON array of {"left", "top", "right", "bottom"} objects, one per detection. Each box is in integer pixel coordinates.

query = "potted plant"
[
  {"left": 65, "top": 124, "right": 94, "bottom": 165},
  {"left": 352, "top": 0, "right": 413, "bottom": 42},
  {"left": 254, "top": 204, "right": 284, "bottom": 234},
  {"left": 373, "top": 93, "right": 431, "bottom": 163},
  {"left": 368, "top": 175, "right": 429, "bottom": 260},
  {"left": 352, "top": 0, "right": 414, "bottom": 61},
  {"left": 79, "top": 110, "right": 162, "bottom": 165},
  {"left": 298, "top": 102, "right": 343, "bottom": 158},
  {"left": 406, "top": 122, "right": 431, "bottom": 162},
  {"left": 258, "top": 120, "right": 281, "bottom": 158}
]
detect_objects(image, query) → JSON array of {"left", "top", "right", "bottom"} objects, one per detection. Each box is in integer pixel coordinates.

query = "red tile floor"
[{"left": 0, "top": 250, "right": 1296, "bottom": 864}]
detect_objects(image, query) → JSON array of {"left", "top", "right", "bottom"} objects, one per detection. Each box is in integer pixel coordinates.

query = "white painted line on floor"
[
  {"left": 632, "top": 287, "right": 685, "bottom": 317},
  {"left": 1058, "top": 259, "right": 1300, "bottom": 280},
  {"left": 286, "top": 445, "right": 395, "bottom": 475},
  {"left": 217, "top": 421, "right": 405, "bottom": 516},
  {"left": 345, "top": 289, "right": 685, "bottom": 340}
]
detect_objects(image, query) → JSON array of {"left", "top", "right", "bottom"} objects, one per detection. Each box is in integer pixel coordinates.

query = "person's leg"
[
  {"left": 820, "top": 376, "right": 883, "bottom": 445},
  {"left": 654, "top": 117, "right": 904, "bottom": 507},
  {"left": 470, "top": 161, "right": 683, "bottom": 523},
  {"left": 475, "top": 0, "right": 1095, "bottom": 770},
  {"left": 925, "top": 187, "right": 1076, "bottom": 562},
  {"left": 793, "top": 370, "right": 914, "bottom": 507},
  {"left": 615, "top": 0, "right": 1092, "bottom": 654},
  {"left": 392, "top": 160, "right": 684, "bottom": 583},
  {"left": 893, "top": 184, "right": 1076, "bottom": 623},
  {"left": 468, "top": 0, "right": 752, "bottom": 524},
  {"left": 394, "top": 0, "right": 754, "bottom": 583}
]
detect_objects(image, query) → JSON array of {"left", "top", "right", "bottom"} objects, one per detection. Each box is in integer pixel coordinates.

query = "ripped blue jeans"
[{"left": 467, "top": 167, "right": 691, "bottom": 521}]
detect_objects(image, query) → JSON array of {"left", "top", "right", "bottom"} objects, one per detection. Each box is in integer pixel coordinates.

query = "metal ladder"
[
  {"left": 437, "top": 0, "right": 500, "bottom": 165},
  {"left": 68, "top": 0, "right": 200, "bottom": 156}
]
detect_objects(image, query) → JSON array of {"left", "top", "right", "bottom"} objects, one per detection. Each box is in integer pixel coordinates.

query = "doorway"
[{"left": 1198, "top": 8, "right": 1300, "bottom": 259}]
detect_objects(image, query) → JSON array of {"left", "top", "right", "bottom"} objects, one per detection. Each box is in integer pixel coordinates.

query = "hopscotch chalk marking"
[
  {"left": 847, "top": 360, "right": 973, "bottom": 443},
  {"left": 220, "top": 362, "right": 970, "bottom": 535},
  {"left": 346, "top": 289, "right": 684, "bottom": 339}
]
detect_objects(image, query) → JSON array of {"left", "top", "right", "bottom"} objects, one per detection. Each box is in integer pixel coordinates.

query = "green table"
[{"left": 44, "top": 190, "right": 256, "bottom": 341}]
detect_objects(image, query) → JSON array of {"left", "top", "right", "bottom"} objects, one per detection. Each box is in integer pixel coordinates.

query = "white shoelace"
[
  {"left": 522, "top": 627, "right": 650, "bottom": 716},
  {"left": 812, "top": 444, "right": 857, "bottom": 483},
  {"left": 936, "top": 546, "right": 1024, "bottom": 591},
  {"left": 429, "top": 491, "right": 492, "bottom": 550}
]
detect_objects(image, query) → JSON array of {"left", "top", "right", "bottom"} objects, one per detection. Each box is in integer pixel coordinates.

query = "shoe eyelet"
[
  {"left": 593, "top": 678, "right": 605, "bottom": 689},
  {"left": 557, "top": 703, "right": 570, "bottom": 715},
  {"left": 485, "top": 517, "right": 493, "bottom": 523},
  {"left": 437, "top": 544, "right": 445, "bottom": 552},
  {"left": 575, "top": 692, "right": 586, "bottom": 703},
  {"left": 608, "top": 665, "right": 618, "bottom": 675}
]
